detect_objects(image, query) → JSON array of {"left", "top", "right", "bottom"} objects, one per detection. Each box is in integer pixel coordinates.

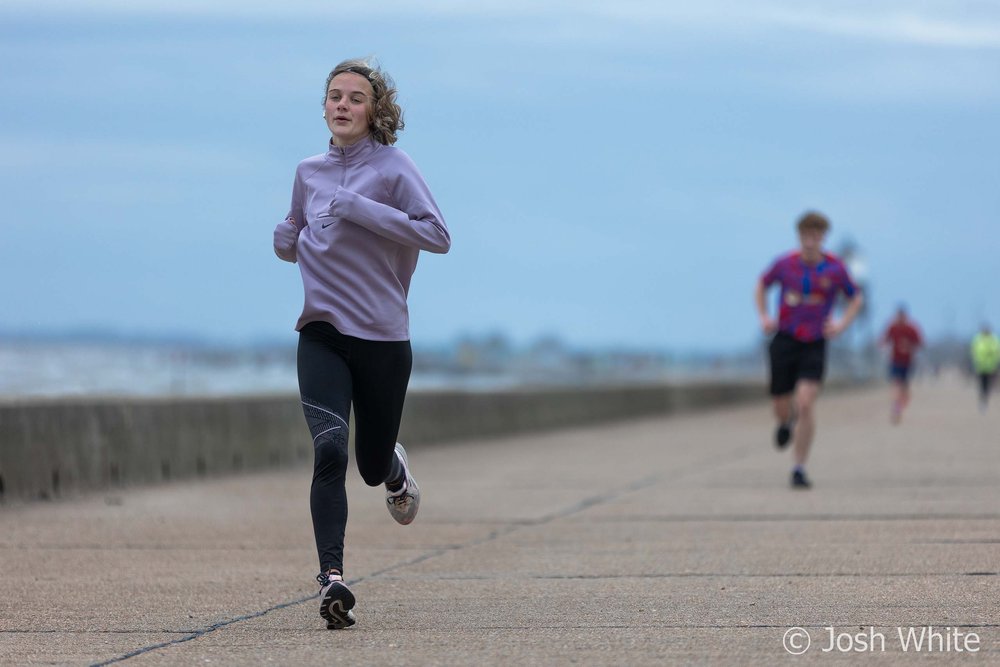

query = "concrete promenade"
[{"left": 1, "top": 376, "right": 997, "bottom": 665}]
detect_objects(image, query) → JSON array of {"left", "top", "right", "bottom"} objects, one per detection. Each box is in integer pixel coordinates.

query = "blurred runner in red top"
[{"left": 881, "top": 306, "right": 923, "bottom": 424}]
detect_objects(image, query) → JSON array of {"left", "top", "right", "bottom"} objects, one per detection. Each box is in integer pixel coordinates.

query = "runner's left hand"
[{"left": 823, "top": 319, "right": 844, "bottom": 339}]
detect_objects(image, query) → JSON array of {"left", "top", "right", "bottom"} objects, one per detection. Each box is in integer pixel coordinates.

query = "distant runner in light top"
[
  {"left": 970, "top": 324, "right": 1000, "bottom": 412},
  {"left": 273, "top": 57, "right": 450, "bottom": 630},
  {"left": 754, "top": 211, "right": 863, "bottom": 489}
]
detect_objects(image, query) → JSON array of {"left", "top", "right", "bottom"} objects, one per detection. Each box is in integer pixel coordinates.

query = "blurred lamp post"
[{"left": 838, "top": 240, "right": 876, "bottom": 380}]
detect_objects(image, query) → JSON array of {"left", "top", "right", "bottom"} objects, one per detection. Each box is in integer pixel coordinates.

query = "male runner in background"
[
  {"left": 881, "top": 306, "right": 923, "bottom": 424},
  {"left": 754, "top": 211, "right": 864, "bottom": 489}
]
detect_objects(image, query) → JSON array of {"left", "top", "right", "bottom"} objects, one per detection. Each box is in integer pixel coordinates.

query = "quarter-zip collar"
[{"left": 327, "top": 135, "right": 379, "bottom": 165}]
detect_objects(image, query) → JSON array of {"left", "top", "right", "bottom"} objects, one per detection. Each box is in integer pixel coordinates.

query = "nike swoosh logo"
[{"left": 322, "top": 221, "right": 335, "bottom": 229}]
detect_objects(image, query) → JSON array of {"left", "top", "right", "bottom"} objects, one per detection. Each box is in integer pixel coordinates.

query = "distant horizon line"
[{"left": 0, "top": 325, "right": 976, "bottom": 355}]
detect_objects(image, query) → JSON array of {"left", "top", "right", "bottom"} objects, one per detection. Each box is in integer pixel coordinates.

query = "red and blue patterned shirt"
[
  {"left": 760, "top": 251, "right": 858, "bottom": 342},
  {"left": 883, "top": 321, "right": 922, "bottom": 366}
]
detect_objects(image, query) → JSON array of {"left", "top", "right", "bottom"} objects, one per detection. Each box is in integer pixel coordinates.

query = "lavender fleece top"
[{"left": 273, "top": 137, "right": 450, "bottom": 341}]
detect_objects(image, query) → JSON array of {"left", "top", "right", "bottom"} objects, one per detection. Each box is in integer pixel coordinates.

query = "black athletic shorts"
[
  {"left": 768, "top": 331, "right": 826, "bottom": 396},
  {"left": 889, "top": 363, "right": 912, "bottom": 383}
]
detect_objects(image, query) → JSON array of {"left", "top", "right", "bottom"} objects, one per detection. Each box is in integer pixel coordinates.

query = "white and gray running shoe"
[
  {"left": 386, "top": 443, "right": 420, "bottom": 525},
  {"left": 317, "top": 572, "right": 356, "bottom": 629}
]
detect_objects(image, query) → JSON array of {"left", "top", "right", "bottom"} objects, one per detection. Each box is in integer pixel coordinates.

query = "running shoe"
[
  {"left": 317, "top": 572, "right": 356, "bottom": 629},
  {"left": 890, "top": 405, "right": 902, "bottom": 425},
  {"left": 775, "top": 422, "right": 793, "bottom": 449},
  {"left": 790, "top": 469, "right": 812, "bottom": 489},
  {"left": 386, "top": 443, "right": 420, "bottom": 525}
]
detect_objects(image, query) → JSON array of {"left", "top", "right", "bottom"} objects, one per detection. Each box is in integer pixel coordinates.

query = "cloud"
[
  {"left": 762, "top": 7, "right": 1000, "bottom": 49},
  {"left": 0, "top": 136, "right": 258, "bottom": 172},
  {"left": 0, "top": 0, "right": 557, "bottom": 20},
  {"left": 4, "top": 0, "right": 1000, "bottom": 50}
]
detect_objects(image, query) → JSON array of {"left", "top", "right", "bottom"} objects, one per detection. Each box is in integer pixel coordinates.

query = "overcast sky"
[{"left": 1, "top": 1, "right": 997, "bottom": 350}]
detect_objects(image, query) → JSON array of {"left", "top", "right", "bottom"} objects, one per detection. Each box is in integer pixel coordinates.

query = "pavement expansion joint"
[
  {"left": 1, "top": 629, "right": 194, "bottom": 635},
  {"left": 526, "top": 571, "right": 999, "bottom": 579},
  {"left": 89, "top": 593, "right": 318, "bottom": 666},
  {"left": 583, "top": 512, "right": 1000, "bottom": 522},
  {"left": 92, "top": 471, "right": 665, "bottom": 664}
]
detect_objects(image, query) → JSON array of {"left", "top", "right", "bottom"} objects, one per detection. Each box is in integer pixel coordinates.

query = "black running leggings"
[
  {"left": 979, "top": 373, "right": 994, "bottom": 402},
  {"left": 297, "top": 321, "right": 410, "bottom": 574}
]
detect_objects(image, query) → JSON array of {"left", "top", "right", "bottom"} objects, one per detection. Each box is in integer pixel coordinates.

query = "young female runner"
[{"left": 273, "top": 58, "right": 450, "bottom": 629}]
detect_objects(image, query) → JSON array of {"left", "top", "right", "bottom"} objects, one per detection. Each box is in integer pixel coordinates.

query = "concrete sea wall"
[{"left": 0, "top": 382, "right": 765, "bottom": 503}]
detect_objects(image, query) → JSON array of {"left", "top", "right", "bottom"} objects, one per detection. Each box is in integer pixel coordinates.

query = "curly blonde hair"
[{"left": 324, "top": 58, "right": 404, "bottom": 146}]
